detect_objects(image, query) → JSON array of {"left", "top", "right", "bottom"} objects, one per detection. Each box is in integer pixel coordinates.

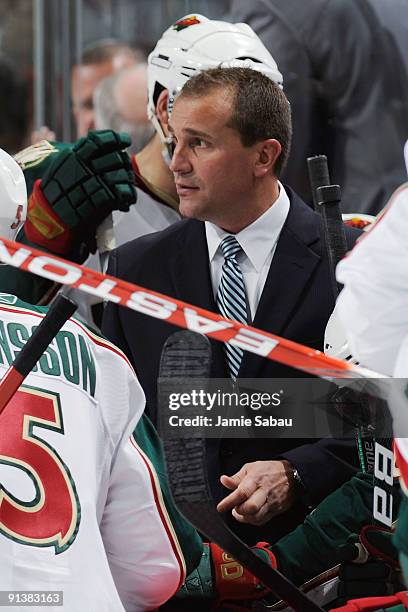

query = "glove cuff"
[
  {"left": 210, "top": 541, "right": 277, "bottom": 601},
  {"left": 25, "top": 179, "right": 73, "bottom": 254},
  {"left": 253, "top": 541, "right": 279, "bottom": 567},
  {"left": 360, "top": 525, "right": 399, "bottom": 568}
]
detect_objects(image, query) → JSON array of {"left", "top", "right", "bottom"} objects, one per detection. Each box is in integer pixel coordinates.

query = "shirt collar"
[{"left": 205, "top": 182, "right": 290, "bottom": 272}]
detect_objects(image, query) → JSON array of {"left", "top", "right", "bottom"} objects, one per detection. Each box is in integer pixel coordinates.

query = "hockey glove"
[
  {"left": 334, "top": 526, "right": 403, "bottom": 605},
  {"left": 24, "top": 130, "right": 136, "bottom": 257},
  {"left": 176, "top": 541, "right": 276, "bottom": 609}
]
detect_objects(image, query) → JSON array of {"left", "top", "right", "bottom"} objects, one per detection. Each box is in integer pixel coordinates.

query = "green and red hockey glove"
[
  {"left": 330, "top": 590, "right": 408, "bottom": 611},
  {"left": 175, "top": 541, "right": 277, "bottom": 609},
  {"left": 24, "top": 130, "right": 136, "bottom": 257},
  {"left": 334, "top": 526, "right": 403, "bottom": 605},
  {"left": 210, "top": 541, "right": 276, "bottom": 603}
]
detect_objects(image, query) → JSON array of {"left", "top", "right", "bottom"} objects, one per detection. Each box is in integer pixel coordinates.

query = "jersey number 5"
[{"left": 0, "top": 385, "right": 80, "bottom": 553}]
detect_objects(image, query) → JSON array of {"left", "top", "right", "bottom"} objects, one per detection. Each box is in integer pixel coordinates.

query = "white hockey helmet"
[
  {"left": 0, "top": 148, "right": 27, "bottom": 241},
  {"left": 147, "top": 13, "right": 283, "bottom": 145}
]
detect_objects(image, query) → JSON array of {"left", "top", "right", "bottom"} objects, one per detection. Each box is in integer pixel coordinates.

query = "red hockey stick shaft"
[{"left": 0, "top": 237, "right": 385, "bottom": 381}]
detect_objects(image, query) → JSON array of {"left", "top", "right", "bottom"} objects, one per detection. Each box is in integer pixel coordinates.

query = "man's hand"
[
  {"left": 217, "top": 460, "right": 297, "bottom": 525},
  {"left": 24, "top": 130, "right": 136, "bottom": 257}
]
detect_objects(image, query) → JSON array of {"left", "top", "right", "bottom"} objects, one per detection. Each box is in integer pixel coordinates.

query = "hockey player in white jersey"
[
  {"left": 0, "top": 148, "right": 184, "bottom": 611},
  {"left": 333, "top": 173, "right": 408, "bottom": 611},
  {"left": 336, "top": 181, "right": 408, "bottom": 378},
  {"left": 335, "top": 176, "right": 408, "bottom": 483}
]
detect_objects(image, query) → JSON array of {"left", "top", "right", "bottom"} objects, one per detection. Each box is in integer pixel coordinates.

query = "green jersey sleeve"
[
  {"left": 271, "top": 472, "right": 401, "bottom": 586},
  {"left": 132, "top": 413, "right": 203, "bottom": 577}
]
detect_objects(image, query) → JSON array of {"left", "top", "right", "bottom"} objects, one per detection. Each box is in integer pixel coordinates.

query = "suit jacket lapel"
[
  {"left": 172, "top": 220, "right": 213, "bottom": 308},
  {"left": 172, "top": 220, "right": 228, "bottom": 377},
  {"left": 240, "top": 189, "right": 322, "bottom": 378}
]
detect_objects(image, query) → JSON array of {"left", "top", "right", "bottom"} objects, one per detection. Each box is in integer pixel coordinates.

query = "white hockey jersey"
[
  {"left": 0, "top": 295, "right": 183, "bottom": 611},
  {"left": 336, "top": 182, "right": 408, "bottom": 377},
  {"left": 336, "top": 182, "right": 408, "bottom": 486}
]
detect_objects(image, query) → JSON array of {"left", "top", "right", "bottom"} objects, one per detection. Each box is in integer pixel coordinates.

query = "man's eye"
[
  {"left": 81, "top": 99, "right": 94, "bottom": 111},
  {"left": 190, "top": 138, "right": 207, "bottom": 148}
]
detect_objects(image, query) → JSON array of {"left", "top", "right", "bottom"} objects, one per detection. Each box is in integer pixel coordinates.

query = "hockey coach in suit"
[{"left": 102, "top": 66, "right": 361, "bottom": 545}]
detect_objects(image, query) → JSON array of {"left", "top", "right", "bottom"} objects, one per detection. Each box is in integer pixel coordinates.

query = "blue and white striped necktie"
[{"left": 216, "top": 235, "right": 249, "bottom": 379}]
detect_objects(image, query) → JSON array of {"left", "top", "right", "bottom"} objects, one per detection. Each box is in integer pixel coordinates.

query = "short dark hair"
[{"left": 179, "top": 67, "right": 292, "bottom": 177}]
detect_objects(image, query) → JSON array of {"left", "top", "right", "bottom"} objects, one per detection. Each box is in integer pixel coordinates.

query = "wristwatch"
[
  {"left": 289, "top": 464, "right": 313, "bottom": 510},
  {"left": 290, "top": 466, "right": 304, "bottom": 491}
]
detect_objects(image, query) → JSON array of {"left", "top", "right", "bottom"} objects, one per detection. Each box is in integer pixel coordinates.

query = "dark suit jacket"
[{"left": 102, "top": 186, "right": 361, "bottom": 544}]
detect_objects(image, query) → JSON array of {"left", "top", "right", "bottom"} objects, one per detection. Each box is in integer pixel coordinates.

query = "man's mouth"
[{"left": 175, "top": 182, "right": 199, "bottom": 196}]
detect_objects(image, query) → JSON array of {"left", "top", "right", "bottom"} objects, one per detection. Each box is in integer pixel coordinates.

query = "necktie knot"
[{"left": 220, "top": 235, "right": 242, "bottom": 260}]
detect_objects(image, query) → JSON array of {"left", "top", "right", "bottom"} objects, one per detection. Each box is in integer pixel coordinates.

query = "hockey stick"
[
  {"left": 307, "top": 155, "right": 331, "bottom": 212},
  {"left": 0, "top": 237, "right": 387, "bottom": 385},
  {"left": 159, "top": 330, "right": 324, "bottom": 612},
  {"left": 0, "top": 291, "right": 77, "bottom": 415},
  {"left": 307, "top": 155, "right": 347, "bottom": 293},
  {"left": 308, "top": 168, "right": 395, "bottom": 528},
  {"left": 317, "top": 184, "right": 348, "bottom": 297}
]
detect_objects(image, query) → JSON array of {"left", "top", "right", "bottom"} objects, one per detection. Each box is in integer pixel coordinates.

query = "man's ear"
[
  {"left": 156, "top": 89, "right": 170, "bottom": 128},
  {"left": 253, "top": 139, "right": 282, "bottom": 178}
]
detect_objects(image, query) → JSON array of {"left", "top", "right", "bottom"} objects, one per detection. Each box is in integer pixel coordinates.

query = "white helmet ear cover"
[
  {"left": 0, "top": 148, "right": 27, "bottom": 241},
  {"left": 324, "top": 305, "right": 359, "bottom": 364}
]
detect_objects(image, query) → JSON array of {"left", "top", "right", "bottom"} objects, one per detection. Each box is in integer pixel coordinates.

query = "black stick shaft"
[
  {"left": 12, "top": 293, "right": 77, "bottom": 376},
  {"left": 317, "top": 184, "right": 348, "bottom": 296},
  {"left": 0, "top": 293, "right": 77, "bottom": 415},
  {"left": 307, "top": 155, "right": 331, "bottom": 211}
]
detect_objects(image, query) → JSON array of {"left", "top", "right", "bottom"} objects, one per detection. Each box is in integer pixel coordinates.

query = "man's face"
[
  {"left": 71, "top": 61, "right": 114, "bottom": 136},
  {"left": 168, "top": 88, "right": 260, "bottom": 232}
]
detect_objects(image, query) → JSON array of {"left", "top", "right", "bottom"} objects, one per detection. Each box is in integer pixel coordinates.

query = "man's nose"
[{"left": 169, "top": 143, "right": 192, "bottom": 174}]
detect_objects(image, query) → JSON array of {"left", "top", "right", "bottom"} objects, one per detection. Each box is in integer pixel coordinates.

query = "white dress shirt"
[{"left": 205, "top": 182, "right": 290, "bottom": 321}]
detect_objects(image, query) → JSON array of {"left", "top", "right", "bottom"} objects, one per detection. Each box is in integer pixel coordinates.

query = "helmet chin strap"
[{"left": 150, "top": 113, "right": 174, "bottom": 167}]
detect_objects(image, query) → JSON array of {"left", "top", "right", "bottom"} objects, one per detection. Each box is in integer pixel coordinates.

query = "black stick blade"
[
  {"left": 158, "top": 330, "right": 323, "bottom": 612},
  {"left": 158, "top": 331, "right": 213, "bottom": 505}
]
